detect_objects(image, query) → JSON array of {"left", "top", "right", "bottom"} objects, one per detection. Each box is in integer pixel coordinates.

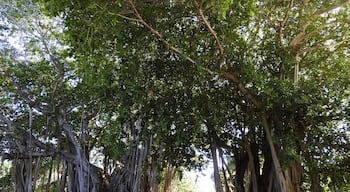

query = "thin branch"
[
  {"left": 40, "top": 34, "right": 64, "bottom": 96},
  {"left": 302, "top": 41, "right": 344, "bottom": 53},
  {"left": 313, "top": 0, "right": 350, "bottom": 16},
  {"left": 1, "top": 70, "right": 52, "bottom": 114},
  {"left": 124, "top": 0, "right": 261, "bottom": 111},
  {"left": 0, "top": 110, "right": 15, "bottom": 131},
  {"left": 193, "top": 0, "right": 224, "bottom": 56},
  {"left": 126, "top": 0, "right": 197, "bottom": 65},
  {"left": 278, "top": 0, "right": 294, "bottom": 80},
  {"left": 221, "top": 72, "right": 261, "bottom": 109},
  {"left": 279, "top": 0, "right": 294, "bottom": 47},
  {"left": 128, "top": 0, "right": 162, "bottom": 38},
  {"left": 218, "top": 148, "right": 234, "bottom": 191},
  {"left": 115, "top": 13, "right": 140, "bottom": 22},
  {"left": 289, "top": 30, "right": 317, "bottom": 58},
  {"left": 1, "top": 151, "right": 55, "bottom": 160},
  {"left": 288, "top": 0, "right": 350, "bottom": 51},
  {"left": 300, "top": 0, "right": 350, "bottom": 35},
  {"left": 247, "top": 22, "right": 261, "bottom": 48}
]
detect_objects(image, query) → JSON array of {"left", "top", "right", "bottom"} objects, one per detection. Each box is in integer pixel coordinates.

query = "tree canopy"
[{"left": 1, "top": 0, "right": 349, "bottom": 191}]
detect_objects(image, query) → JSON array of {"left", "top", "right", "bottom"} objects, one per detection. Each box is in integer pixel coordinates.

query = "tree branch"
[
  {"left": 115, "top": 13, "right": 140, "bottom": 22},
  {"left": 313, "top": 0, "right": 350, "bottom": 17},
  {"left": 126, "top": 0, "right": 197, "bottom": 65},
  {"left": 302, "top": 41, "right": 344, "bottom": 53},
  {"left": 221, "top": 72, "right": 261, "bottom": 109},
  {"left": 291, "top": 0, "right": 349, "bottom": 49},
  {"left": 193, "top": 0, "right": 224, "bottom": 57},
  {"left": 0, "top": 110, "right": 15, "bottom": 132},
  {"left": 278, "top": 0, "right": 294, "bottom": 47},
  {"left": 123, "top": 0, "right": 261, "bottom": 111},
  {"left": 1, "top": 151, "right": 55, "bottom": 160}
]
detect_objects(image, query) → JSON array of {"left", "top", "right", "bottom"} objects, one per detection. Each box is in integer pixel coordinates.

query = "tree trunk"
[
  {"left": 162, "top": 165, "right": 176, "bottom": 192},
  {"left": 261, "top": 115, "right": 286, "bottom": 192},
  {"left": 234, "top": 148, "right": 248, "bottom": 192},
  {"left": 108, "top": 120, "right": 161, "bottom": 192},
  {"left": 57, "top": 111, "right": 103, "bottom": 192},
  {"left": 284, "top": 162, "right": 303, "bottom": 192},
  {"left": 211, "top": 144, "right": 223, "bottom": 192},
  {"left": 310, "top": 170, "right": 322, "bottom": 192},
  {"left": 13, "top": 159, "right": 27, "bottom": 192},
  {"left": 247, "top": 145, "right": 258, "bottom": 192}
]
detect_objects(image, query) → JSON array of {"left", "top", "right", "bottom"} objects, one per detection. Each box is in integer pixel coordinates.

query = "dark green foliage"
[{"left": 1, "top": 0, "right": 350, "bottom": 191}]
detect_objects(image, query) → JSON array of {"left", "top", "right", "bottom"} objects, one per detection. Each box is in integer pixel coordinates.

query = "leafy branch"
[
  {"left": 115, "top": 0, "right": 261, "bottom": 111},
  {"left": 278, "top": 0, "right": 294, "bottom": 47},
  {"left": 115, "top": 3, "right": 287, "bottom": 190},
  {"left": 117, "top": 0, "right": 197, "bottom": 65},
  {"left": 192, "top": 0, "right": 224, "bottom": 57}
]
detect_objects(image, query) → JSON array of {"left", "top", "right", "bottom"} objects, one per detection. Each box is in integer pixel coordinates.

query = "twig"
[
  {"left": 0, "top": 110, "right": 15, "bottom": 131},
  {"left": 302, "top": 41, "right": 344, "bottom": 53},
  {"left": 126, "top": 0, "right": 196, "bottom": 64},
  {"left": 115, "top": 13, "right": 140, "bottom": 22},
  {"left": 124, "top": 0, "right": 261, "bottom": 110},
  {"left": 313, "top": 0, "right": 350, "bottom": 16},
  {"left": 278, "top": 0, "right": 294, "bottom": 80},
  {"left": 278, "top": 0, "right": 294, "bottom": 47},
  {"left": 193, "top": 0, "right": 224, "bottom": 56},
  {"left": 299, "top": 0, "right": 350, "bottom": 35}
]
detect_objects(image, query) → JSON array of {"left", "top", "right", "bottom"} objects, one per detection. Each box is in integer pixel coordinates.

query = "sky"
[{"left": 188, "top": 162, "right": 215, "bottom": 192}]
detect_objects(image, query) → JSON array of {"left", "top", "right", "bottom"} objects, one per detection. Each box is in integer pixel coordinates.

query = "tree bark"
[
  {"left": 261, "top": 115, "right": 286, "bottom": 192},
  {"left": 211, "top": 144, "right": 223, "bottom": 192},
  {"left": 234, "top": 148, "right": 248, "bottom": 192},
  {"left": 310, "top": 169, "right": 322, "bottom": 192},
  {"left": 56, "top": 109, "right": 103, "bottom": 192},
  {"left": 247, "top": 145, "right": 258, "bottom": 192},
  {"left": 162, "top": 165, "right": 176, "bottom": 192}
]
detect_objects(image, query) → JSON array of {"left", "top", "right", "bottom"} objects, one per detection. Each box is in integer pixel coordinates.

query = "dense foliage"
[{"left": 1, "top": 0, "right": 349, "bottom": 191}]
